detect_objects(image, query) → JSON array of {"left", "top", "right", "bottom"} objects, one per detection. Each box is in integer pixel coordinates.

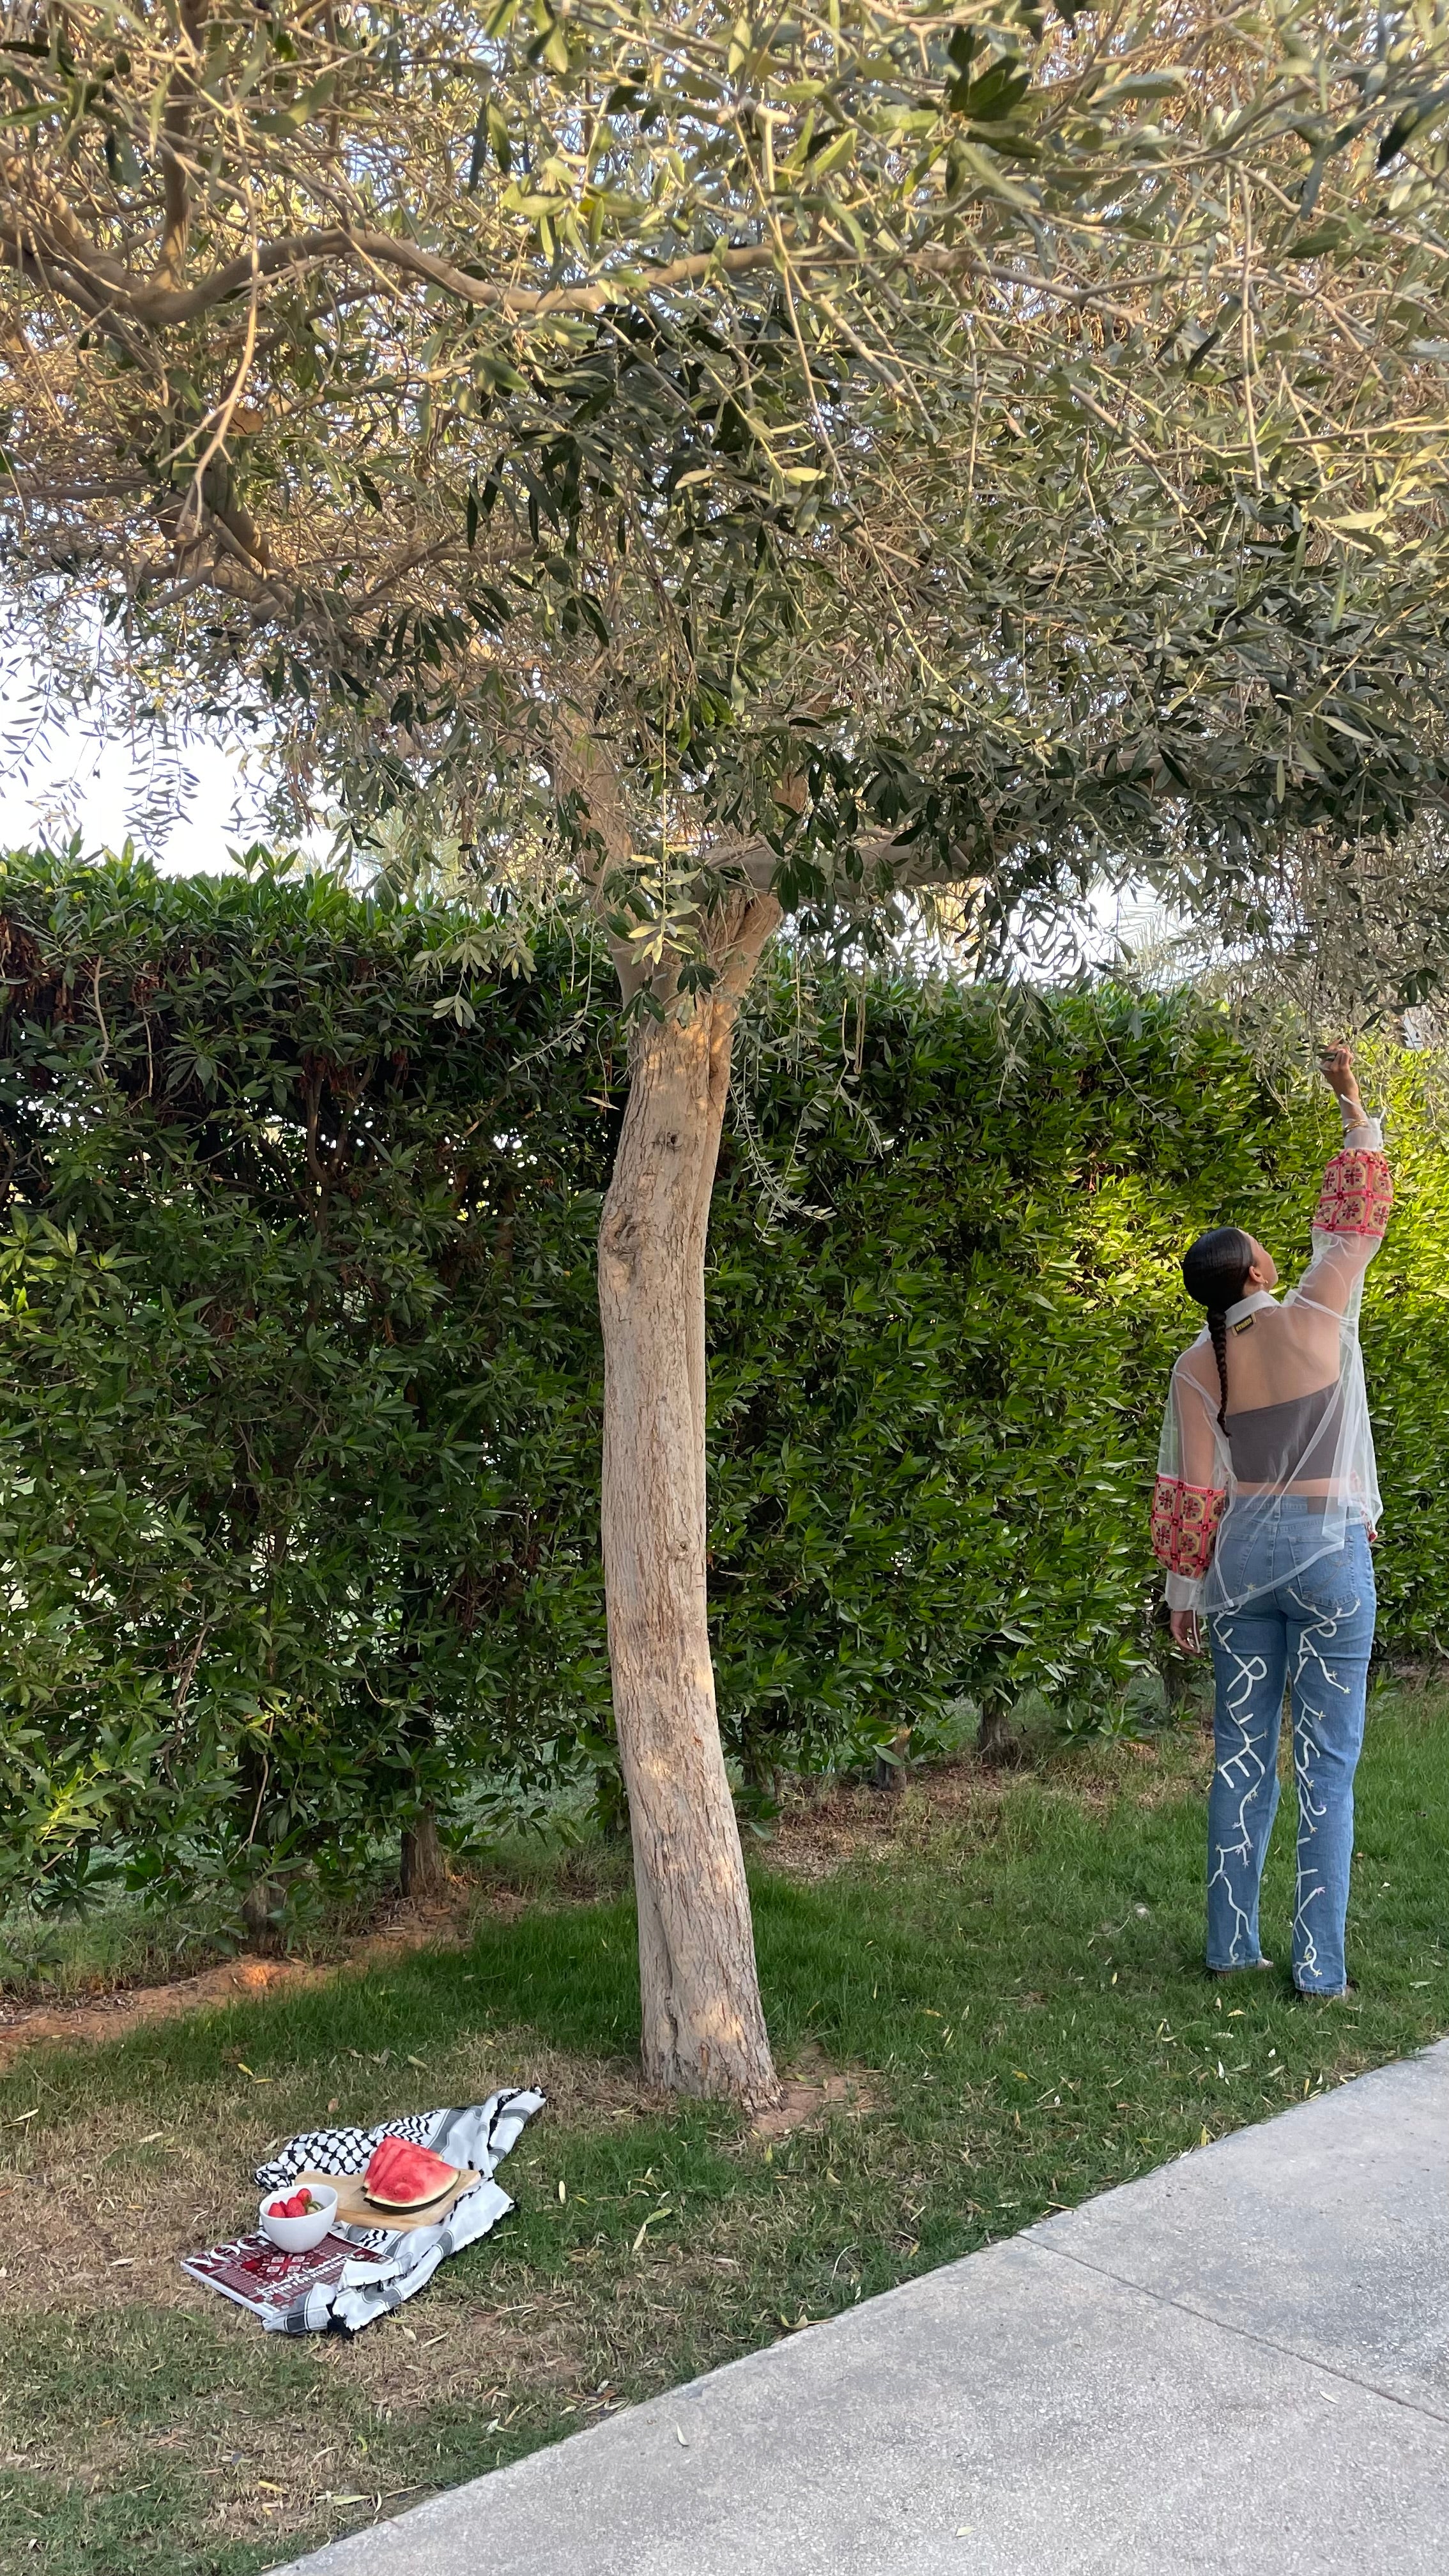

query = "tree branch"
[
  {"left": 155, "top": 0, "right": 210, "bottom": 290},
  {"left": 713, "top": 829, "right": 933, "bottom": 891},
  {"left": 0, "top": 181, "right": 825, "bottom": 330}
]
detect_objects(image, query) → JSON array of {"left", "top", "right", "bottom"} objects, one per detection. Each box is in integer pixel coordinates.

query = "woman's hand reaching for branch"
[{"left": 1319, "top": 1045, "right": 1363, "bottom": 1112}]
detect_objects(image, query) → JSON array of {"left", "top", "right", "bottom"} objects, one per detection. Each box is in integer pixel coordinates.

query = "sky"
[
  {"left": 0, "top": 675, "right": 260, "bottom": 875},
  {"left": 0, "top": 675, "right": 1177, "bottom": 974}
]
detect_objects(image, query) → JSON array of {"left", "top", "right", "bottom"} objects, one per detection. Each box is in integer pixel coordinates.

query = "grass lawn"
[{"left": 1, "top": 1681, "right": 1446, "bottom": 2576}]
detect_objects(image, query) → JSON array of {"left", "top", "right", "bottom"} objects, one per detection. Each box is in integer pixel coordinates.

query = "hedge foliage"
[
  {"left": 2, "top": 852, "right": 1445, "bottom": 1912},
  {"left": 0, "top": 856, "right": 614, "bottom": 1911}
]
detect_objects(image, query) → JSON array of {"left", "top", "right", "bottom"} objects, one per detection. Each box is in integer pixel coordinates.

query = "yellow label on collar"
[{"left": 1230, "top": 1315, "right": 1256, "bottom": 1334}]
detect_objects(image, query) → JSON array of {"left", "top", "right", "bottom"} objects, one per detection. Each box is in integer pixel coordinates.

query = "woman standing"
[{"left": 1152, "top": 1048, "right": 1393, "bottom": 1997}]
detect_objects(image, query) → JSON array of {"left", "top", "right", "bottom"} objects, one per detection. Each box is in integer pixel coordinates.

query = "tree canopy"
[{"left": 6, "top": 2, "right": 1449, "bottom": 965}]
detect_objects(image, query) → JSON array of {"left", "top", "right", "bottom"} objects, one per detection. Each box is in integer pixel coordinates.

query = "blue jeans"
[{"left": 1206, "top": 1510, "right": 1376, "bottom": 1994}]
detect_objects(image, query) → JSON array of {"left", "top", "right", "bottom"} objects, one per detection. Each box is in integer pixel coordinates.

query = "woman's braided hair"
[{"left": 1181, "top": 1227, "right": 1256, "bottom": 1431}]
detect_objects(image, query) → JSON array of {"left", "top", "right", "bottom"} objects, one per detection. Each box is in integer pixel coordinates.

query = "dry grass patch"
[
  {"left": 0, "top": 1888, "right": 500, "bottom": 2069},
  {"left": 768, "top": 1731, "right": 1215, "bottom": 1882}
]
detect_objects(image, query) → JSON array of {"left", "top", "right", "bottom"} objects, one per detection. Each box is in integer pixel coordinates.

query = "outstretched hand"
[{"left": 1319, "top": 1045, "right": 1362, "bottom": 1107}]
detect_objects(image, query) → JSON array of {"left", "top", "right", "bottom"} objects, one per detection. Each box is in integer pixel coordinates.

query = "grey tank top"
[{"left": 1225, "top": 1379, "right": 1342, "bottom": 1485}]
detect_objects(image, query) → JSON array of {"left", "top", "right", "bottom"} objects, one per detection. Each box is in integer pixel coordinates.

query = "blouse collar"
[{"left": 1225, "top": 1289, "right": 1278, "bottom": 1326}]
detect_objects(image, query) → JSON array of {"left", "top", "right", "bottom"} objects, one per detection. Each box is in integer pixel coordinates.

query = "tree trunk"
[
  {"left": 240, "top": 1876, "right": 286, "bottom": 1952},
  {"left": 873, "top": 1724, "right": 912, "bottom": 1791},
  {"left": 401, "top": 1807, "right": 447, "bottom": 1900},
  {"left": 976, "top": 1698, "right": 1022, "bottom": 1766},
  {"left": 597, "top": 893, "right": 782, "bottom": 2111}
]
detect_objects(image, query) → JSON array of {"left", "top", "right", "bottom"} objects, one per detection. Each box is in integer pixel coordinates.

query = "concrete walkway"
[{"left": 281, "top": 2039, "right": 1449, "bottom": 2576}]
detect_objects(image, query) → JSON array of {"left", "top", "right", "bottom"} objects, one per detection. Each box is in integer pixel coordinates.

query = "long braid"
[
  {"left": 1206, "top": 1307, "right": 1231, "bottom": 1432},
  {"left": 1181, "top": 1226, "right": 1255, "bottom": 1432}
]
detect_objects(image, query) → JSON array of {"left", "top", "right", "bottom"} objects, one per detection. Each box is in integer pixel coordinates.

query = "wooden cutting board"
[{"left": 293, "top": 2166, "right": 481, "bottom": 2235}]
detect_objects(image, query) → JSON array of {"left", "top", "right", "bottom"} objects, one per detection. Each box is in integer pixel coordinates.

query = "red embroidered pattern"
[
  {"left": 1151, "top": 1477, "right": 1225, "bottom": 1579},
  {"left": 1312, "top": 1147, "right": 1392, "bottom": 1240}
]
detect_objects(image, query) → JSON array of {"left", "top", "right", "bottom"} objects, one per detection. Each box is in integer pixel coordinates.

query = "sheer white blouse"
[{"left": 1153, "top": 1105, "right": 1393, "bottom": 1615}]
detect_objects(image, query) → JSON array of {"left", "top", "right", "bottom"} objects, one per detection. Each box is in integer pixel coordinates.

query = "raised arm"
[{"left": 1296, "top": 1046, "right": 1393, "bottom": 1321}]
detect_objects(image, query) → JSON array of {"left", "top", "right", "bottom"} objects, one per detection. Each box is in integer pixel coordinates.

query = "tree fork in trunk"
[{"left": 597, "top": 892, "right": 782, "bottom": 2111}]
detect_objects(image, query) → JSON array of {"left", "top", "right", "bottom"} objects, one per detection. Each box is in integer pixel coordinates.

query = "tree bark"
[
  {"left": 401, "top": 1807, "right": 447, "bottom": 1900},
  {"left": 874, "top": 1725, "right": 912, "bottom": 1791},
  {"left": 976, "top": 1698, "right": 1022, "bottom": 1766},
  {"left": 240, "top": 1875, "right": 285, "bottom": 1953},
  {"left": 597, "top": 892, "right": 783, "bottom": 2110}
]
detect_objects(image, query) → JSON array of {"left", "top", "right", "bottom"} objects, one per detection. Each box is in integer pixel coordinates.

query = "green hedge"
[
  {"left": 710, "top": 985, "right": 1449, "bottom": 1754},
  {"left": 1, "top": 852, "right": 1445, "bottom": 1909},
  {"left": 0, "top": 857, "right": 613, "bottom": 1909}
]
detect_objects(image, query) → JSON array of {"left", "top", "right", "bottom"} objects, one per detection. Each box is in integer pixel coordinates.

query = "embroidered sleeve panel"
[
  {"left": 1151, "top": 1476, "right": 1225, "bottom": 1579},
  {"left": 1312, "top": 1147, "right": 1393, "bottom": 1241}
]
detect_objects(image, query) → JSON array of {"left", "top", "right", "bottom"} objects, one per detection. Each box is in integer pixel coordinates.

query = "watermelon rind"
[
  {"left": 362, "top": 2179, "right": 457, "bottom": 2212},
  {"left": 361, "top": 2134, "right": 460, "bottom": 2211}
]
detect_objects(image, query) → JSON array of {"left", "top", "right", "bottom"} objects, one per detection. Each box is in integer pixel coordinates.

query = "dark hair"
[{"left": 1181, "top": 1226, "right": 1255, "bottom": 1431}]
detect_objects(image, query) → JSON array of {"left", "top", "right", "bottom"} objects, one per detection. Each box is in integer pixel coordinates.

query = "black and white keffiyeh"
[{"left": 253, "top": 2089, "right": 544, "bottom": 2335}]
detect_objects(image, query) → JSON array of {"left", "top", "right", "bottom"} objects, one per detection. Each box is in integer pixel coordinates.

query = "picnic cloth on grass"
[{"left": 250, "top": 2089, "right": 544, "bottom": 2334}]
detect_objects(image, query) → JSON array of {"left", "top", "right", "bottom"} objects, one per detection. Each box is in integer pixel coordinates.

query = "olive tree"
[{"left": 5, "top": 0, "right": 1449, "bottom": 2103}]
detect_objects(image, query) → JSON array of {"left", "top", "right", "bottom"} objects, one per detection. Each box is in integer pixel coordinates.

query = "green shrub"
[
  {"left": 709, "top": 982, "right": 1449, "bottom": 1767},
  {"left": 0, "top": 854, "right": 613, "bottom": 1910}
]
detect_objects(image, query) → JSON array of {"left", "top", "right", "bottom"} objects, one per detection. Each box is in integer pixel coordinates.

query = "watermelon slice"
[{"left": 362, "top": 2134, "right": 460, "bottom": 2211}]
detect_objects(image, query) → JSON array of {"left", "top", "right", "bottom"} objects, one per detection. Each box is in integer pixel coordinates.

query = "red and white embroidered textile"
[
  {"left": 1312, "top": 1146, "right": 1394, "bottom": 1240},
  {"left": 1154, "top": 1105, "right": 1392, "bottom": 1613},
  {"left": 1149, "top": 1479, "right": 1223, "bottom": 1581}
]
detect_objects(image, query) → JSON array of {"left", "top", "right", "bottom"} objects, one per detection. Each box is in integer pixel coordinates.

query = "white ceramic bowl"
[{"left": 259, "top": 2182, "right": 337, "bottom": 2252}]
